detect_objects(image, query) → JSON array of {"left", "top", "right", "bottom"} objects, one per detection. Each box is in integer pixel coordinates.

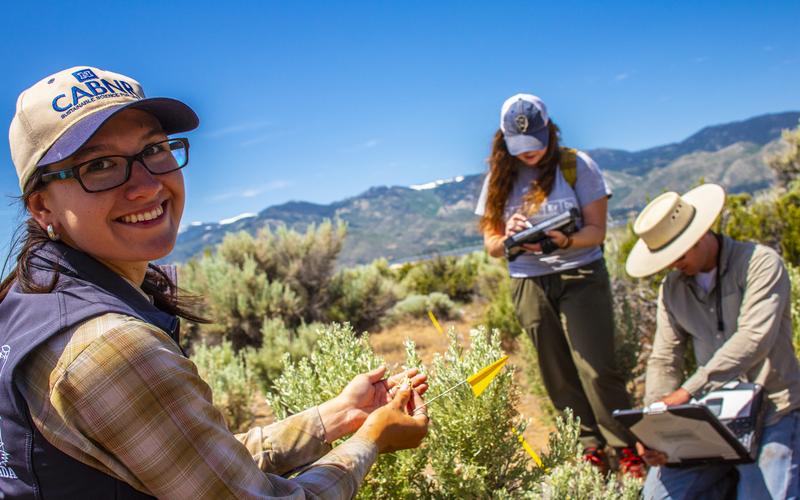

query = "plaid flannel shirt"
[{"left": 18, "top": 312, "right": 377, "bottom": 499}]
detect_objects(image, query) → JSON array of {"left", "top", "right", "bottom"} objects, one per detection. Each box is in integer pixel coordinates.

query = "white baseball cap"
[{"left": 9, "top": 66, "right": 198, "bottom": 192}]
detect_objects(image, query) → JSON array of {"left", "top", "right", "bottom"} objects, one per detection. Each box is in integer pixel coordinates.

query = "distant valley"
[{"left": 169, "top": 111, "right": 799, "bottom": 266}]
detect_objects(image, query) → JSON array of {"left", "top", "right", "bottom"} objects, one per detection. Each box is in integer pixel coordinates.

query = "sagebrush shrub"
[
  {"left": 180, "top": 221, "right": 347, "bottom": 348},
  {"left": 789, "top": 263, "right": 800, "bottom": 352},
  {"left": 265, "top": 322, "right": 642, "bottom": 498},
  {"left": 399, "top": 254, "right": 480, "bottom": 301},
  {"left": 244, "top": 318, "right": 321, "bottom": 393},
  {"left": 479, "top": 271, "right": 523, "bottom": 346},
  {"left": 181, "top": 253, "right": 303, "bottom": 348},
  {"left": 326, "top": 259, "right": 402, "bottom": 333},
  {"left": 191, "top": 341, "right": 257, "bottom": 432},
  {"left": 385, "top": 292, "right": 458, "bottom": 325}
]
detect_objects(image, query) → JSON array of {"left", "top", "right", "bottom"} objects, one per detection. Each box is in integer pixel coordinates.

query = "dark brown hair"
[
  {"left": 478, "top": 122, "right": 562, "bottom": 234},
  {"left": 0, "top": 170, "right": 208, "bottom": 324}
]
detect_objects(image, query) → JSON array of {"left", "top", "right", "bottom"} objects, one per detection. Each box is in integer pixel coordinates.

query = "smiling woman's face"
[{"left": 28, "top": 109, "right": 185, "bottom": 280}]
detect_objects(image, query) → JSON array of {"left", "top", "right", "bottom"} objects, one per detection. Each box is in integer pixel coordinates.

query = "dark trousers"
[{"left": 512, "top": 258, "right": 634, "bottom": 448}]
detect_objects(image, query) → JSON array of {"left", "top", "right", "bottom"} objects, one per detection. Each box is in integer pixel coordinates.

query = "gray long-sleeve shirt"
[{"left": 645, "top": 235, "right": 800, "bottom": 425}]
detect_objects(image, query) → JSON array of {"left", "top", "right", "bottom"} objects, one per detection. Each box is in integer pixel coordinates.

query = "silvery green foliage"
[
  {"left": 326, "top": 259, "right": 402, "bottom": 333},
  {"left": 531, "top": 459, "right": 642, "bottom": 500},
  {"left": 267, "top": 323, "right": 642, "bottom": 498},
  {"left": 181, "top": 252, "right": 303, "bottom": 348},
  {"left": 191, "top": 340, "right": 257, "bottom": 432},
  {"left": 398, "top": 254, "right": 481, "bottom": 302},
  {"left": 788, "top": 263, "right": 800, "bottom": 351},
  {"left": 267, "top": 323, "right": 383, "bottom": 420},
  {"left": 266, "top": 323, "right": 430, "bottom": 498},
  {"left": 423, "top": 327, "right": 540, "bottom": 497},
  {"left": 385, "top": 292, "right": 458, "bottom": 326},
  {"left": 180, "top": 220, "right": 346, "bottom": 348},
  {"left": 243, "top": 318, "right": 321, "bottom": 393}
]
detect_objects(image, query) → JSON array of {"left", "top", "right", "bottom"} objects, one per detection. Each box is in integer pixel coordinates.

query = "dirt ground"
[{"left": 252, "top": 301, "right": 554, "bottom": 451}]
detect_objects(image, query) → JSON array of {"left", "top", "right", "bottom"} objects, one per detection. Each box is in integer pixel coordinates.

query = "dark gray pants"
[{"left": 512, "top": 258, "right": 634, "bottom": 449}]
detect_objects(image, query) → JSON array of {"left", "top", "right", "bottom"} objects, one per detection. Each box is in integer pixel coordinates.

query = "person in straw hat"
[
  {"left": 0, "top": 66, "right": 429, "bottom": 499},
  {"left": 625, "top": 183, "right": 800, "bottom": 499}
]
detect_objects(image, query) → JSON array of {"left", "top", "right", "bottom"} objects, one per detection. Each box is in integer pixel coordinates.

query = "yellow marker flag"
[
  {"left": 466, "top": 355, "right": 509, "bottom": 397},
  {"left": 511, "top": 427, "right": 544, "bottom": 468},
  {"left": 427, "top": 310, "right": 444, "bottom": 335}
]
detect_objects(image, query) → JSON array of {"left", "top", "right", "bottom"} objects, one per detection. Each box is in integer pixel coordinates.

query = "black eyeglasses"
[{"left": 41, "top": 138, "right": 190, "bottom": 193}]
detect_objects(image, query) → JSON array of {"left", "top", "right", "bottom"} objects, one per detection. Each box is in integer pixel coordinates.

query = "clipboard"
[
  {"left": 612, "top": 383, "right": 764, "bottom": 467},
  {"left": 613, "top": 404, "right": 752, "bottom": 466}
]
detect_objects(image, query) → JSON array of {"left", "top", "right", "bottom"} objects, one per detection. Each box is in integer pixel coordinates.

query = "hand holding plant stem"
[{"left": 318, "top": 366, "right": 428, "bottom": 442}]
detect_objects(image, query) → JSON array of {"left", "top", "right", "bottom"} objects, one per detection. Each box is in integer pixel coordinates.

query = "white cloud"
[
  {"left": 203, "top": 121, "right": 271, "bottom": 138},
  {"left": 340, "top": 139, "right": 380, "bottom": 153},
  {"left": 240, "top": 133, "right": 282, "bottom": 147},
  {"left": 693, "top": 56, "right": 709, "bottom": 63},
  {"left": 614, "top": 72, "right": 630, "bottom": 81},
  {"left": 208, "top": 181, "right": 291, "bottom": 202}
]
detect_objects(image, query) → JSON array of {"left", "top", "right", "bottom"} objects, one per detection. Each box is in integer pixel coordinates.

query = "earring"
[{"left": 46, "top": 224, "right": 61, "bottom": 241}]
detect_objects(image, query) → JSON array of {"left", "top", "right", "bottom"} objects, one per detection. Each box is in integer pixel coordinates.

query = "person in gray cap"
[
  {"left": 0, "top": 66, "right": 429, "bottom": 499},
  {"left": 626, "top": 183, "right": 800, "bottom": 499},
  {"left": 475, "top": 93, "right": 642, "bottom": 476}
]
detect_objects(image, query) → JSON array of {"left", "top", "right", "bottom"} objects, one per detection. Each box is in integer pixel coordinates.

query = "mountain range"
[{"left": 169, "top": 111, "right": 800, "bottom": 266}]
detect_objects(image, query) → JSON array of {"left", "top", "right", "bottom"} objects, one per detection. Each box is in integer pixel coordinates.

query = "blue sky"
[{"left": 1, "top": 0, "right": 798, "bottom": 257}]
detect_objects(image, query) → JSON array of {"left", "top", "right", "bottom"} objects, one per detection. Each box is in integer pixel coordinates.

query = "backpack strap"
[{"left": 560, "top": 147, "right": 578, "bottom": 189}]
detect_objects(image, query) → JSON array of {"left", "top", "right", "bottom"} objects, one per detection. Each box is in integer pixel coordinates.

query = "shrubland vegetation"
[{"left": 181, "top": 125, "right": 800, "bottom": 497}]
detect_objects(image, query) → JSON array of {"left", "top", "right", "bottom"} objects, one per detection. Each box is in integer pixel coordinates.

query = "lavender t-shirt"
[{"left": 475, "top": 151, "right": 611, "bottom": 278}]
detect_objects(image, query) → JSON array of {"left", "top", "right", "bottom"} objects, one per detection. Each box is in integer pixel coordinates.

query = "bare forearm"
[
  {"left": 484, "top": 232, "right": 506, "bottom": 258},
  {"left": 569, "top": 224, "right": 606, "bottom": 249}
]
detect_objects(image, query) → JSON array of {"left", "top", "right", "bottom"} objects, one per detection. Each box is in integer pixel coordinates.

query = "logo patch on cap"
[
  {"left": 515, "top": 114, "right": 529, "bottom": 133},
  {"left": 72, "top": 69, "right": 98, "bottom": 83}
]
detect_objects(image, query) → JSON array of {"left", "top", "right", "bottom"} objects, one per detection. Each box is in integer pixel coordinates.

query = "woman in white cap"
[
  {"left": 475, "top": 93, "right": 641, "bottom": 474},
  {"left": 0, "top": 66, "right": 428, "bottom": 499}
]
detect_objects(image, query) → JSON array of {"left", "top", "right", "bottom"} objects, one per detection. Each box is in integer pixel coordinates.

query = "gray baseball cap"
[{"left": 499, "top": 93, "right": 550, "bottom": 155}]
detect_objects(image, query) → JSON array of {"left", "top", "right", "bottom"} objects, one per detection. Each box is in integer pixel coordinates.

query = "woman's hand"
[
  {"left": 636, "top": 441, "right": 668, "bottom": 466},
  {"left": 318, "top": 366, "right": 428, "bottom": 442},
  {"left": 354, "top": 386, "right": 429, "bottom": 453},
  {"left": 504, "top": 213, "right": 530, "bottom": 238}
]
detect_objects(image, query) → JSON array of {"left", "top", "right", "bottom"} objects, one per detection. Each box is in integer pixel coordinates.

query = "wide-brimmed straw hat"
[{"left": 625, "top": 183, "right": 726, "bottom": 278}]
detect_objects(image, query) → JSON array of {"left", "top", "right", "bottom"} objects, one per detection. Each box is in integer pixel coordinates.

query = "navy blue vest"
[{"left": 0, "top": 241, "right": 182, "bottom": 499}]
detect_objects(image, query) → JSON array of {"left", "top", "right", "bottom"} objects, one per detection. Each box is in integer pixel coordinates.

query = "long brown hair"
[
  {"left": 479, "top": 122, "right": 562, "bottom": 234},
  {"left": 0, "top": 171, "right": 208, "bottom": 324}
]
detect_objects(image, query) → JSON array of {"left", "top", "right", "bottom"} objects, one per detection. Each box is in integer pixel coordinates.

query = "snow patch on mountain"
[
  {"left": 409, "top": 175, "right": 465, "bottom": 191},
  {"left": 219, "top": 213, "right": 257, "bottom": 225}
]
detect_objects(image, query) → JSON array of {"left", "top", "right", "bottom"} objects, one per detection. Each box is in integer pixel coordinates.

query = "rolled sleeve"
[{"left": 645, "top": 284, "right": 688, "bottom": 405}]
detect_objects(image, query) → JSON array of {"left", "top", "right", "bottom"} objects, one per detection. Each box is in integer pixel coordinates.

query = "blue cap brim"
[
  {"left": 37, "top": 97, "right": 199, "bottom": 166},
  {"left": 504, "top": 127, "right": 549, "bottom": 156}
]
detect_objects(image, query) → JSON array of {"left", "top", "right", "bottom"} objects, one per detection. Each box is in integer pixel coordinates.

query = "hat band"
[{"left": 646, "top": 208, "right": 697, "bottom": 252}]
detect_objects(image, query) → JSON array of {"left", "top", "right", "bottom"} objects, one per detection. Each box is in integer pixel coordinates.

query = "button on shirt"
[
  {"left": 18, "top": 313, "right": 377, "bottom": 499},
  {"left": 645, "top": 236, "right": 800, "bottom": 425}
]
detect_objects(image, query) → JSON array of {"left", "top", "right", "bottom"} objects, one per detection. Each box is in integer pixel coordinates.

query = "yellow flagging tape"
[
  {"left": 427, "top": 310, "right": 444, "bottom": 335},
  {"left": 511, "top": 427, "right": 544, "bottom": 468}
]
